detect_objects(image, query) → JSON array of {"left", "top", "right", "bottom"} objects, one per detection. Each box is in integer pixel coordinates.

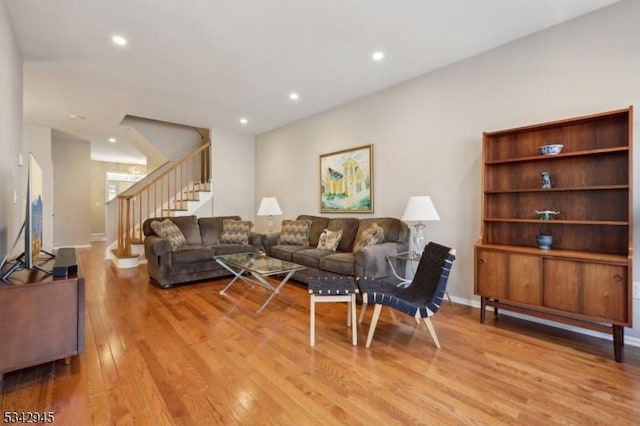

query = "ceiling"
[{"left": 6, "top": 0, "right": 619, "bottom": 164}]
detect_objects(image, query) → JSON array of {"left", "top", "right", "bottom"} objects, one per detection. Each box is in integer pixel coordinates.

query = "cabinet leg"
[
  {"left": 64, "top": 356, "right": 71, "bottom": 365},
  {"left": 613, "top": 325, "right": 623, "bottom": 363},
  {"left": 480, "top": 297, "right": 486, "bottom": 324}
]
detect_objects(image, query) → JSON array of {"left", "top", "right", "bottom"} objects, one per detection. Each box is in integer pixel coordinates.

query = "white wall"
[
  {"left": 23, "top": 125, "right": 53, "bottom": 252},
  {"left": 0, "top": 2, "right": 23, "bottom": 262},
  {"left": 52, "top": 130, "right": 92, "bottom": 247},
  {"left": 256, "top": 1, "right": 640, "bottom": 339},
  {"left": 201, "top": 127, "right": 255, "bottom": 220}
]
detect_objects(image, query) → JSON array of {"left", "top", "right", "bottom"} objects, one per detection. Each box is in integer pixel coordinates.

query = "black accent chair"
[{"left": 357, "top": 242, "right": 456, "bottom": 348}]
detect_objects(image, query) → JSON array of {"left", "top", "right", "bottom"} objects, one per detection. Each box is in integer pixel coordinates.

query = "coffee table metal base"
[{"left": 216, "top": 259, "right": 298, "bottom": 314}]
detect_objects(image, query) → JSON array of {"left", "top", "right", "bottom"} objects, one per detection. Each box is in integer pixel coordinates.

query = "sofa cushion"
[
  {"left": 199, "top": 216, "right": 241, "bottom": 246},
  {"left": 292, "top": 248, "right": 332, "bottom": 269},
  {"left": 220, "top": 219, "right": 253, "bottom": 245},
  {"left": 317, "top": 229, "right": 342, "bottom": 251},
  {"left": 169, "top": 215, "right": 202, "bottom": 246},
  {"left": 269, "top": 245, "right": 309, "bottom": 261},
  {"left": 327, "top": 218, "right": 360, "bottom": 252},
  {"left": 353, "top": 222, "right": 385, "bottom": 252},
  {"left": 296, "top": 215, "right": 330, "bottom": 247},
  {"left": 319, "top": 252, "right": 356, "bottom": 276},
  {"left": 213, "top": 244, "right": 256, "bottom": 256},
  {"left": 358, "top": 217, "right": 405, "bottom": 243},
  {"left": 278, "top": 219, "right": 313, "bottom": 245},
  {"left": 150, "top": 219, "right": 187, "bottom": 251}
]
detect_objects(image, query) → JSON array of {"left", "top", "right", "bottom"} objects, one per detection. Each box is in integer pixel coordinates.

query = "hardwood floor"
[{"left": 2, "top": 243, "right": 640, "bottom": 425}]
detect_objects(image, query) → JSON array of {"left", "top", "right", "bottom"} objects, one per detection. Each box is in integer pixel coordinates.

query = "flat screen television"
[
  {"left": 0, "top": 153, "right": 53, "bottom": 280},
  {"left": 26, "top": 153, "right": 44, "bottom": 269}
]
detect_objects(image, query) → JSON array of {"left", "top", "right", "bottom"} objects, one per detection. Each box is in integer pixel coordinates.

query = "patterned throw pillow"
[
  {"left": 278, "top": 219, "right": 312, "bottom": 245},
  {"left": 150, "top": 219, "right": 187, "bottom": 251},
  {"left": 353, "top": 223, "right": 385, "bottom": 252},
  {"left": 317, "top": 229, "right": 343, "bottom": 251},
  {"left": 220, "top": 219, "right": 253, "bottom": 245}
]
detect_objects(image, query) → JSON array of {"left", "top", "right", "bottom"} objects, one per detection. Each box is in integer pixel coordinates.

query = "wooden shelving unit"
[{"left": 474, "top": 107, "right": 633, "bottom": 362}]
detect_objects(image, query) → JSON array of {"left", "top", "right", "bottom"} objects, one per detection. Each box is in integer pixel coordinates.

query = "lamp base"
[{"left": 414, "top": 222, "right": 426, "bottom": 254}]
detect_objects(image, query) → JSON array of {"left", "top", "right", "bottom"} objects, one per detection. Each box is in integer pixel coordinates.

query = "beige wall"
[
  {"left": 203, "top": 127, "right": 256, "bottom": 220},
  {"left": 0, "top": 2, "right": 23, "bottom": 261},
  {"left": 256, "top": 1, "right": 640, "bottom": 339},
  {"left": 52, "top": 130, "right": 91, "bottom": 247},
  {"left": 90, "top": 160, "right": 147, "bottom": 237}
]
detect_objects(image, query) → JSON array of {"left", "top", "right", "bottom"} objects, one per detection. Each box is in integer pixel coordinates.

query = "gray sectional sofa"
[
  {"left": 143, "top": 215, "right": 263, "bottom": 288},
  {"left": 263, "top": 214, "right": 410, "bottom": 285}
]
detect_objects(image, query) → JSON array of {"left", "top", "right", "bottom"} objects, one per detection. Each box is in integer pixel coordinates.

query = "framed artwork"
[{"left": 320, "top": 144, "right": 373, "bottom": 213}]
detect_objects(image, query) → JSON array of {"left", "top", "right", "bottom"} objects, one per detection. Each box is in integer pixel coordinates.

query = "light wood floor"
[{"left": 2, "top": 243, "right": 640, "bottom": 425}]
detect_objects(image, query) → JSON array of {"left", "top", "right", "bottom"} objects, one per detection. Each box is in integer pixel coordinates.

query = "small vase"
[{"left": 537, "top": 234, "right": 553, "bottom": 250}]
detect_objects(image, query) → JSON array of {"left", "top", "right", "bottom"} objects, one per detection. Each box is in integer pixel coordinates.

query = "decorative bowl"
[
  {"left": 536, "top": 210, "right": 560, "bottom": 220},
  {"left": 539, "top": 144, "right": 564, "bottom": 155}
]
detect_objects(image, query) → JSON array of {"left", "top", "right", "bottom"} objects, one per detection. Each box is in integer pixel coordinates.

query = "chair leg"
[
  {"left": 422, "top": 316, "right": 441, "bottom": 349},
  {"left": 310, "top": 295, "right": 316, "bottom": 347},
  {"left": 358, "top": 299, "right": 368, "bottom": 323},
  {"left": 365, "top": 304, "right": 383, "bottom": 348},
  {"left": 350, "top": 294, "right": 357, "bottom": 346}
]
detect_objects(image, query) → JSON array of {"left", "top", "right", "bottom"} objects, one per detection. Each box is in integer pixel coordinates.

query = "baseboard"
[
  {"left": 90, "top": 233, "right": 107, "bottom": 242},
  {"left": 450, "top": 295, "right": 640, "bottom": 348}
]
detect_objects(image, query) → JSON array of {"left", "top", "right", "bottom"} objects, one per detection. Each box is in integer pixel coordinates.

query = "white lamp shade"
[
  {"left": 401, "top": 196, "right": 440, "bottom": 222},
  {"left": 257, "top": 197, "right": 282, "bottom": 216}
]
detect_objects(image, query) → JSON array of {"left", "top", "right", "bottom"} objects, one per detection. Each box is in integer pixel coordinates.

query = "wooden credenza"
[
  {"left": 474, "top": 107, "right": 633, "bottom": 362},
  {"left": 0, "top": 264, "right": 85, "bottom": 385}
]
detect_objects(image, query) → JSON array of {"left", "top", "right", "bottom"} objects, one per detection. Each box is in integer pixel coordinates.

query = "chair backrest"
[{"left": 399, "top": 242, "right": 456, "bottom": 313}]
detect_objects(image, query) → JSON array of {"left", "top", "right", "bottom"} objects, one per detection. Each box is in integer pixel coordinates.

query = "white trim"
[{"left": 450, "top": 295, "right": 640, "bottom": 348}]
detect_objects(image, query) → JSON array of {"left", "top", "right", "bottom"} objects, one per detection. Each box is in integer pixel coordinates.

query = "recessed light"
[
  {"left": 109, "top": 138, "right": 117, "bottom": 143},
  {"left": 289, "top": 92, "right": 300, "bottom": 101},
  {"left": 239, "top": 118, "right": 248, "bottom": 125},
  {"left": 112, "top": 35, "right": 127, "bottom": 46},
  {"left": 68, "top": 114, "right": 86, "bottom": 120},
  {"left": 372, "top": 51, "right": 384, "bottom": 61}
]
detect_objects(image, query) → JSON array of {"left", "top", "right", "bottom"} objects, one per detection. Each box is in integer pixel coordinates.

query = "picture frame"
[{"left": 319, "top": 144, "right": 373, "bottom": 213}]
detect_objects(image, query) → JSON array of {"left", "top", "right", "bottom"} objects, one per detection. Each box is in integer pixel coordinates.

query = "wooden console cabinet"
[
  {"left": 474, "top": 107, "right": 633, "bottom": 362},
  {"left": 0, "top": 265, "right": 85, "bottom": 385}
]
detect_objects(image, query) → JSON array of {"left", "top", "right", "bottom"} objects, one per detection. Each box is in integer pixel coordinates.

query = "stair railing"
[{"left": 115, "top": 142, "right": 211, "bottom": 257}]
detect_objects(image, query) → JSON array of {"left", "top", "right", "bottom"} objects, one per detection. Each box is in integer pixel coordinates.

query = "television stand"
[
  {"left": 0, "top": 250, "right": 55, "bottom": 281},
  {"left": 0, "top": 257, "right": 84, "bottom": 391}
]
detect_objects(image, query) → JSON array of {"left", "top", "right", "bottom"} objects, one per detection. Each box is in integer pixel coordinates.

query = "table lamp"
[
  {"left": 257, "top": 197, "right": 282, "bottom": 233},
  {"left": 401, "top": 196, "right": 440, "bottom": 254}
]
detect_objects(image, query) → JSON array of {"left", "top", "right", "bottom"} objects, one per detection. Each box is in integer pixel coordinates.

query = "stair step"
[{"left": 193, "top": 182, "right": 211, "bottom": 192}]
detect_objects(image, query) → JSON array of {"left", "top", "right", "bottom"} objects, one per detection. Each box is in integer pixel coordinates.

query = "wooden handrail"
[{"left": 114, "top": 142, "right": 211, "bottom": 258}]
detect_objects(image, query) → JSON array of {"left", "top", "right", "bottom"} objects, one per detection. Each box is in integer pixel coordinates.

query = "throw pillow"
[
  {"left": 220, "top": 219, "right": 253, "bottom": 245},
  {"left": 317, "top": 229, "right": 343, "bottom": 251},
  {"left": 353, "top": 223, "right": 385, "bottom": 252},
  {"left": 150, "top": 219, "right": 187, "bottom": 251},
  {"left": 278, "top": 219, "right": 312, "bottom": 245}
]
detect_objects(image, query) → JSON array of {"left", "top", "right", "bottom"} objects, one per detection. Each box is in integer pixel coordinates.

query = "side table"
[
  {"left": 386, "top": 251, "right": 453, "bottom": 305},
  {"left": 308, "top": 277, "right": 359, "bottom": 346}
]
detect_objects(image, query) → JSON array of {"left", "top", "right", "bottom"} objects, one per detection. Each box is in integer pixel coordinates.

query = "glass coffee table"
[{"left": 214, "top": 252, "right": 305, "bottom": 313}]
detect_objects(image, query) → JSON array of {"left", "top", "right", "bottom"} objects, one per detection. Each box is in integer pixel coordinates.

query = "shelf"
[
  {"left": 475, "top": 243, "right": 629, "bottom": 264},
  {"left": 485, "top": 146, "right": 628, "bottom": 165},
  {"left": 485, "top": 185, "right": 628, "bottom": 194},
  {"left": 484, "top": 218, "right": 629, "bottom": 226}
]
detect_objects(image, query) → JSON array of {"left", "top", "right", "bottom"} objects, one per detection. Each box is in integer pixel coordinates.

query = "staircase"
[{"left": 112, "top": 142, "right": 211, "bottom": 267}]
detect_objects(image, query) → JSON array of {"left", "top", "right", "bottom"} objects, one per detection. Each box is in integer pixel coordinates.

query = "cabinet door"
[
  {"left": 582, "top": 263, "right": 627, "bottom": 323},
  {"left": 476, "top": 250, "right": 507, "bottom": 298},
  {"left": 476, "top": 250, "right": 541, "bottom": 304},
  {"left": 507, "top": 254, "right": 542, "bottom": 305},
  {"left": 543, "top": 259, "right": 580, "bottom": 313}
]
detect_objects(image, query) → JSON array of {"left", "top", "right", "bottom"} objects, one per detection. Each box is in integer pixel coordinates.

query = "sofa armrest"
[
  {"left": 144, "top": 235, "right": 172, "bottom": 257},
  {"left": 354, "top": 241, "right": 410, "bottom": 279},
  {"left": 262, "top": 232, "right": 281, "bottom": 251},
  {"left": 249, "top": 232, "right": 264, "bottom": 251}
]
